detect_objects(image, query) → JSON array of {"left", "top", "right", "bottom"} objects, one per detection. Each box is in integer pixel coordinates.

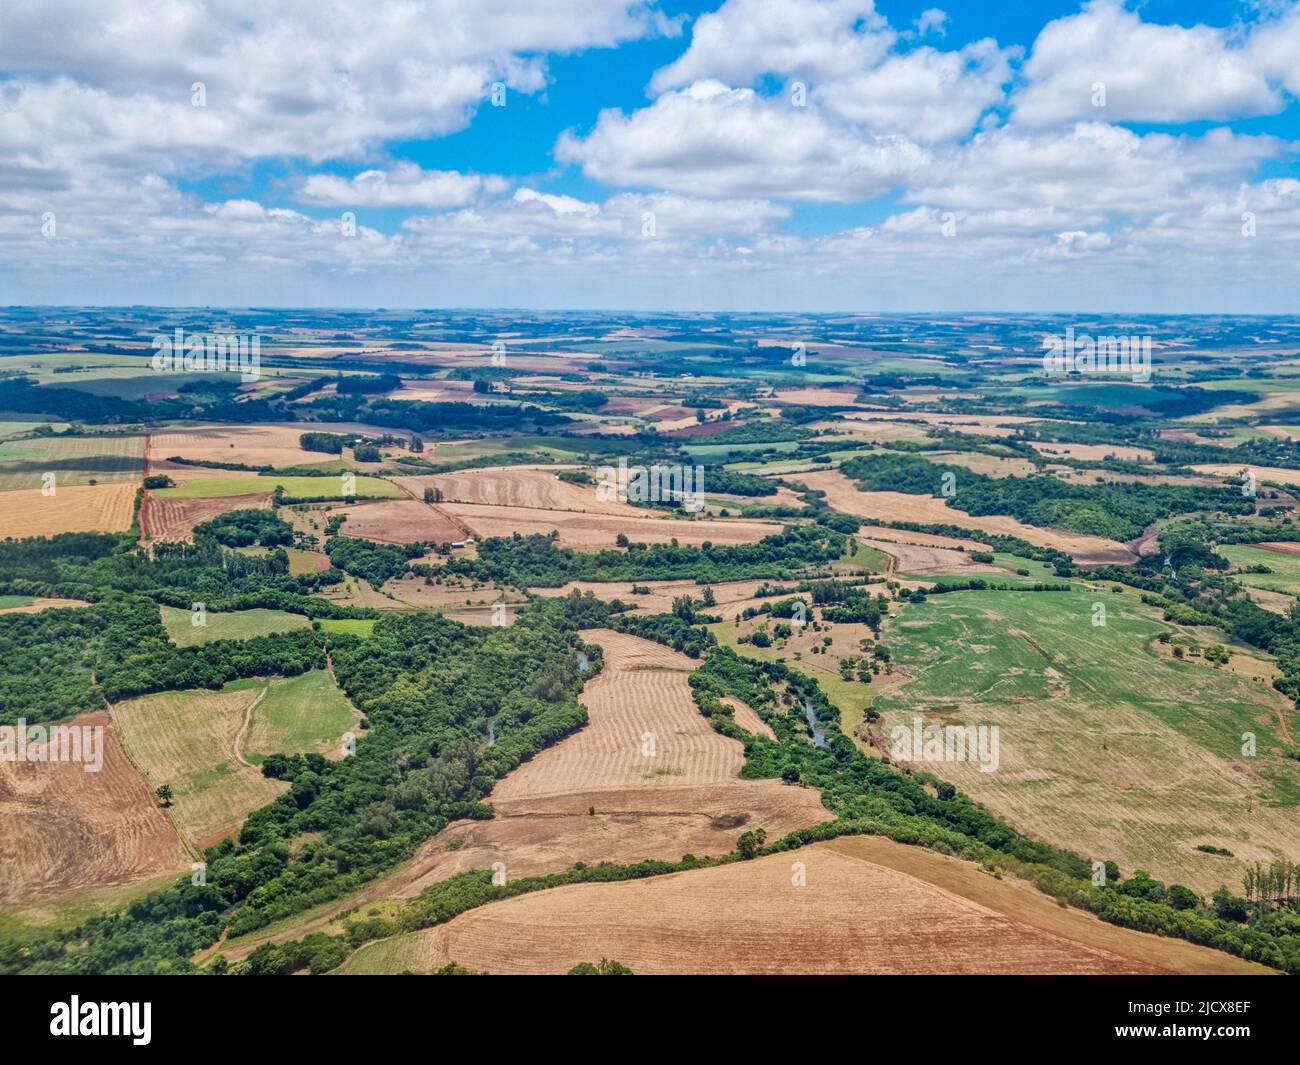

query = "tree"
[
  {"left": 568, "top": 958, "right": 632, "bottom": 975},
  {"left": 156, "top": 784, "right": 174, "bottom": 808},
  {"left": 736, "top": 827, "right": 767, "bottom": 859}
]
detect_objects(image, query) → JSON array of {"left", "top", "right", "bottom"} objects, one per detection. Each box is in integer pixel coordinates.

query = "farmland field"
[
  {"left": 787, "top": 469, "right": 1139, "bottom": 565},
  {"left": 141, "top": 491, "right": 271, "bottom": 542},
  {"left": 0, "top": 434, "right": 144, "bottom": 491},
  {"left": 1220, "top": 544, "right": 1300, "bottom": 595},
  {"left": 153, "top": 474, "right": 400, "bottom": 500},
  {"left": 0, "top": 482, "right": 137, "bottom": 537},
  {"left": 871, "top": 589, "right": 1300, "bottom": 893},
  {"left": 339, "top": 836, "right": 1267, "bottom": 975},
  {"left": 110, "top": 688, "right": 288, "bottom": 849},
  {"left": 236, "top": 671, "right": 359, "bottom": 764},
  {"left": 160, "top": 605, "right": 310, "bottom": 647}
]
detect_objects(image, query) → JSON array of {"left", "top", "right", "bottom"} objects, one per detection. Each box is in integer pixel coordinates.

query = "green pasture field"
[
  {"left": 161, "top": 605, "right": 311, "bottom": 647},
  {"left": 1220, "top": 544, "right": 1300, "bottom": 595},
  {"left": 872, "top": 588, "right": 1300, "bottom": 892}
]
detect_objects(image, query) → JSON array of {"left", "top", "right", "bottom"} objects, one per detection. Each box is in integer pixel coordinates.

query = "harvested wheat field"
[
  {"left": 921, "top": 452, "right": 1039, "bottom": 478},
  {"left": 0, "top": 597, "right": 88, "bottom": 615},
  {"left": 859, "top": 538, "right": 1001, "bottom": 577},
  {"left": 150, "top": 424, "right": 325, "bottom": 468},
  {"left": 111, "top": 688, "right": 287, "bottom": 851},
  {"left": 1031, "top": 442, "right": 1155, "bottom": 463},
  {"left": 141, "top": 491, "right": 271, "bottom": 542},
  {"left": 721, "top": 696, "right": 777, "bottom": 740},
  {"left": 0, "top": 712, "right": 188, "bottom": 906},
  {"left": 492, "top": 630, "right": 825, "bottom": 822},
  {"left": 244, "top": 630, "right": 828, "bottom": 941},
  {"left": 443, "top": 503, "right": 780, "bottom": 549},
  {"left": 393, "top": 466, "right": 646, "bottom": 516},
  {"left": 1192, "top": 463, "right": 1300, "bottom": 487},
  {"left": 340, "top": 836, "right": 1269, "bottom": 974},
  {"left": 332, "top": 499, "right": 466, "bottom": 544},
  {"left": 790, "top": 470, "right": 1135, "bottom": 565},
  {"left": 0, "top": 482, "right": 137, "bottom": 538}
]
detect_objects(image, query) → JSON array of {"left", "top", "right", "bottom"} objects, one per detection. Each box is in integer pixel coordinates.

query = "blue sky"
[{"left": 2, "top": 0, "right": 1299, "bottom": 311}]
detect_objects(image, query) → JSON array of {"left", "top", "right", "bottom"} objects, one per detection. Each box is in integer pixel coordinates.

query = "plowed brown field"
[
  {"left": 150, "top": 425, "right": 323, "bottom": 468},
  {"left": 0, "top": 712, "right": 188, "bottom": 905},
  {"left": 859, "top": 538, "right": 1001, "bottom": 577},
  {"left": 332, "top": 499, "right": 465, "bottom": 544},
  {"left": 141, "top": 491, "right": 271, "bottom": 542}
]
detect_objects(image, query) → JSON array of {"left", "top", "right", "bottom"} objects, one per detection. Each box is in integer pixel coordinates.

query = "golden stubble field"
[
  {"left": 0, "top": 482, "right": 138, "bottom": 538},
  {"left": 340, "top": 835, "right": 1270, "bottom": 975}
]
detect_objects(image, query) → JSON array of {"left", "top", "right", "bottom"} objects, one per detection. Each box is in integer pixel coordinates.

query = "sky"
[{"left": 1, "top": 0, "right": 1299, "bottom": 312}]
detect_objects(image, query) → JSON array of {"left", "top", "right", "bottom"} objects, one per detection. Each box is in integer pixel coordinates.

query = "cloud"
[
  {"left": 650, "top": 0, "right": 894, "bottom": 92},
  {"left": 818, "top": 38, "right": 1015, "bottom": 142},
  {"left": 0, "top": 0, "right": 669, "bottom": 170},
  {"left": 299, "top": 165, "right": 508, "bottom": 209},
  {"left": 1013, "top": 0, "right": 1285, "bottom": 126},
  {"left": 557, "top": 80, "right": 928, "bottom": 202},
  {"left": 913, "top": 9, "right": 948, "bottom": 38}
]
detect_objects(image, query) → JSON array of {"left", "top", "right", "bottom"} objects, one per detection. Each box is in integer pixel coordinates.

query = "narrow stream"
[{"left": 804, "top": 699, "right": 828, "bottom": 748}]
